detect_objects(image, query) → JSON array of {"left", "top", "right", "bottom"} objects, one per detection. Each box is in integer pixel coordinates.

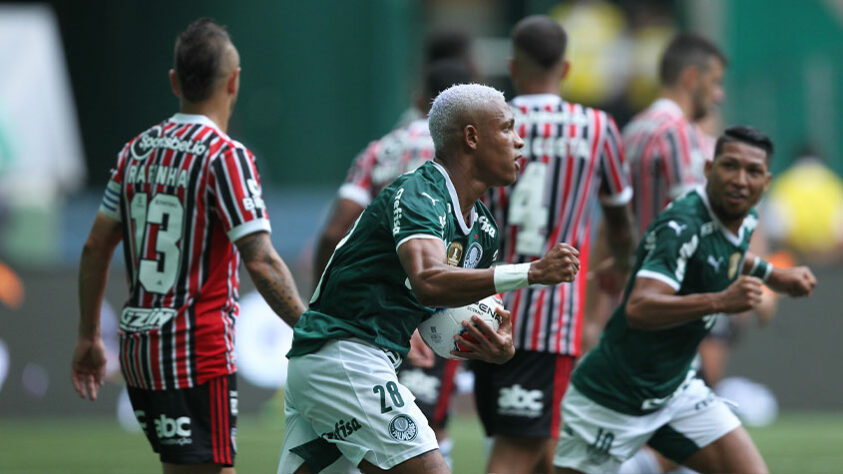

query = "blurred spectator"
[{"left": 764, "top": 146, "right": 843, "bottom": 263}]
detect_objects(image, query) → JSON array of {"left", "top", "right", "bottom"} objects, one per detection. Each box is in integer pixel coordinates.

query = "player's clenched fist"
[
  {"left": 718, "top": 275, "right": 763, "bottom": 314},
  {"left": 769, "top": 266, "right": 816, "bottom": 297},
  {"left": 529, "top": 243, "right": 580, "bottom": 285}
]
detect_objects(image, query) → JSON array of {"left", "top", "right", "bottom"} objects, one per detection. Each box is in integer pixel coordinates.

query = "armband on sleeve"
[{"left": 748, "top": 257, "right": 773, "bottom": 282}]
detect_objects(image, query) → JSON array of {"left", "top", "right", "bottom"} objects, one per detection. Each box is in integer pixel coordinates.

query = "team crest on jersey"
[
  {"left": 447, "top": 242, "right": 463, "bottom": 266},
  {"left": 388, "top": 414, "right": 418, "bottom": 442},
  {"left": 728, "top": 252, "right": 742, "bottom": 279},
  {"left": 463, "top": 242, "right": 483, "bottom": 269}
]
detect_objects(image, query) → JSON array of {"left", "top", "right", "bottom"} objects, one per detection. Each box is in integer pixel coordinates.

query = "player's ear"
[
  {"left": 464, "top": 124, "right": 479, "bottom": 150},
  {"left": 227, "top": 67, "right": 240, "bottom": 96},
  {"left": 560, "top": 60, "right": 571, "bottom": 81},
  {"left": 681, "top": 65, "right": 700, "bottom": 90},
  {"left": 508, "top": 58, "right": 516, "bottom": 82},
  {"left": 169, "top": 69, "right": 181, "bottom": 98},
  {"left": 704, "top": 157, "right": 713, "bottom": 179}
]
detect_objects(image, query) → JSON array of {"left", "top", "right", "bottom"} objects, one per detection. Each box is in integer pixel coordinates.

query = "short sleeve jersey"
[
  {"left": 97, "top": 113, "right": 270, "bottom": 390},
  {"left": 289, "top": 161, "right": 500, "bottom": 357},
  {"left": 572, "top": 188, "right": 758, "bottom": 415},
  {"left": 484, "top": 94, "right": 632, "bottom": 356},
  {"left": 338, "top": 118, "right": 434, "bottom": 207},
  {"left": 623, "top": 98, "right": 712, "bottom": 236}
]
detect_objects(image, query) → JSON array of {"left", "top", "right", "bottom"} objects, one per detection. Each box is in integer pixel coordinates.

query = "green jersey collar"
[{"left": 431, "top": 161, "right": 476, "bottom": 235}]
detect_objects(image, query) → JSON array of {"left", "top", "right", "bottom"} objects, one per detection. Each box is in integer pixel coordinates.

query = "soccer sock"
[{"left": 619, "top": 448, "right": 662, "bottom": 474}]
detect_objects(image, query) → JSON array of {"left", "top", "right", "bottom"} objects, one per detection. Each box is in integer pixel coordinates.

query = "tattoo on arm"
[{"left": 238, "top": 232, "right": 306, "bottom": 327}]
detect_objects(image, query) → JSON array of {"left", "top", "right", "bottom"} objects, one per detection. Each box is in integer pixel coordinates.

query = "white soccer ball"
[{"left": 418, "top": 294, "right": 504, "bottom": 359}]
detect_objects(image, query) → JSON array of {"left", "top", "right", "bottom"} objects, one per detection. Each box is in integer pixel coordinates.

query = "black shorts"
[
  {"left": 128, "top": 373, "right": 237, "bottom": 466},
  {"left": 472, "top": 350, "right": 574, "bottom": 438},
  {"left": 397, "top": 356, "right": 461, "bottom": 429}
]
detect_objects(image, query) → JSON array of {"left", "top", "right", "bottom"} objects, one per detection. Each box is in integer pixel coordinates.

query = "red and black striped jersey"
[
  {"left": 98, "top": 113, "right": 271, "bottom": 390},
  {"left": 485, "top": 94, "right": 632, "bottom": 356},
  {"left": 338, "top": 118, "right": 434, "bottom": 206},
  {"left": 622, "top": 98, "right": 711, "bottom": 235}
]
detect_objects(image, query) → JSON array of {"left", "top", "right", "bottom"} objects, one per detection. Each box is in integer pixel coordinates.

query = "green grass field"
[{"left": 1, "top": 412, "right": 842, "bottom": 473}]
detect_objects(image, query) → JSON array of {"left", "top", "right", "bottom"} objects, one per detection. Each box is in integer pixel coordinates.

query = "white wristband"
[{"left": 494, "top": 263, "right": 531, "bottom": 293}]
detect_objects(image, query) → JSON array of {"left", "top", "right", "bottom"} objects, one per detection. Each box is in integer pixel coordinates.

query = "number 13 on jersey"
[
  {"left": 508, "top": 161, "right": 549, "bottom": 256},
  {"left": 130, "top": 193, "right": 184, "bottom": 294}
]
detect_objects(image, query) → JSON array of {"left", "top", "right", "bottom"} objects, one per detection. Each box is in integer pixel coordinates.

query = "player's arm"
[
  {"left": 625, "top": 216, "right": 761, "bottom": 331},
  {"left": 73, "top": 212, "right": 122, "bottom": 401},
  {"left": 397, "top": 238, "right": 579, "bottom": 308},
  {"left": 313, "top": 198, "right": 364, "bottom": 288},
  {"left": 601, "top": 203, "right": 636, "bottom": 273},
  {"left": 598, "top": 115, "right": 636, "bottom": 274},
  {"left": 625, "top": 275, "right": 763, "bottom": 331},
  {"left": 237, "top": 231, "right": 306, "bottom": 328},
  {"left": 742, "top": 251, "right": 816, "bottom": 297}
]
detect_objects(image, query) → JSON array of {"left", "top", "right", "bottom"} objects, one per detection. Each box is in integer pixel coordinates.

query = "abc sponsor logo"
[
  {"left": 155, "top": 414, "right": 193, "bottom": 446},
  {"left": 497, "top": 384, "right": 543, "bottom": 418}
]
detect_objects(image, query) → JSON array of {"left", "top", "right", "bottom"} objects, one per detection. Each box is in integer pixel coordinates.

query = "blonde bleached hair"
[{"left": 428, "top": 83, "right": 506, "bottom": 155}]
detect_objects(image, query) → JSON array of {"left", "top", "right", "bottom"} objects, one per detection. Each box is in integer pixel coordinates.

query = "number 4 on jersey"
[{"left": 508, "top": 161, "right": 549, "bottom": 256}]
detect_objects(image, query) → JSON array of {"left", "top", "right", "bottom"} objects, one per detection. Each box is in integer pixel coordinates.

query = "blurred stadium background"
[{"left": 1, "top": 0, "right": 842, "bottom": 472}]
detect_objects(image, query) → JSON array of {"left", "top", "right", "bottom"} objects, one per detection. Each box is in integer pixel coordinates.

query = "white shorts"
[
  {"left": 554, "top": 379, "right": 741, "bottom": 474},
  {"left": 278, "top": 339, "right": 439, "bottom": 473}
]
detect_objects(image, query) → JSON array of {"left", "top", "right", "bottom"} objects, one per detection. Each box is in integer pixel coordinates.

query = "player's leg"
[
  {"left": 358, "top": 449, "right": 449, "bottom": 473},
  {"left": 489, "top": 435, "right": 556, "bottom": 473},
  {"left": 681, "top": 426, "right": 767, "bottom": 474},
  {"left": 279, "top": 339, "right": 440, "bottom": 472},
  {"left": 398, "top": 357, "right": 461, "bottom": 467},
  {"left": 474, "top": 351, "right": 573, "bottom": 473},
  {"left": 163, "top": 463, "right": 234, "bottom": 473},
  {"left": 553, "top": 384, "right": 662, "bottom": 474},
  {"left": 648, "top": 378, "right": 766, "bottom": 474},
  {"left": 130, "top": 374, "right": 238, "bottom": 472}
]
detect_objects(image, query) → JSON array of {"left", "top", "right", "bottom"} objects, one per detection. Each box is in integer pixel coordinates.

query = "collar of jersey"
[
  {"left": 694, "top": 186, "right": 746, "bottom": 246},
  {"left": 511, "top": 94, "right": 562, "bottom": 107},
  {"left": 170, "top": 113, "right": 229, "bottom": 138},
  {"left": 650, "top": 98, "right": 684, "bottom": 119},
  {"left": 430, "top": 161, "right": 476, "bottom": 235}
]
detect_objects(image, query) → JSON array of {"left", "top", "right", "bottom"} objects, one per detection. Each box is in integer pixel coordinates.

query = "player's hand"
[
  {"left": 407, "top": 329, "right": 435, "bottom": 368},
  {"left": 71, "top": 336, "right": 107, "bottom": 401},
  {"left": 717, "top": 276, "right": 764, "bottom": 314},
  {"left": 530, "top": 243, "right": 580, "bottom": 285},
  {"left": 768, "top": 266, "right": 816, "bottom": 297},
  {"left": 451, "top": 307, "right": 514, "bottom": 364}
]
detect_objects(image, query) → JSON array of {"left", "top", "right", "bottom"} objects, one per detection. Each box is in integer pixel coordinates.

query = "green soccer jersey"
[
  {"left": 573, "top": 187, "right": 758, "bottom": 415},
  {"left": 288, "top": 161, "right": 500, "bottom": 358}
]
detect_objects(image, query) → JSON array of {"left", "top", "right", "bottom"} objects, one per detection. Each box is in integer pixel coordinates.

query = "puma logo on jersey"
[
  {"left": 707, "top": 255, "right": 724, "bottom": 272},
  {"left": 421, "top": 192, "right": 439, "bottom": 206},
  {"left": 668, "top": 220, "right": 687, "bottom": 236}
]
